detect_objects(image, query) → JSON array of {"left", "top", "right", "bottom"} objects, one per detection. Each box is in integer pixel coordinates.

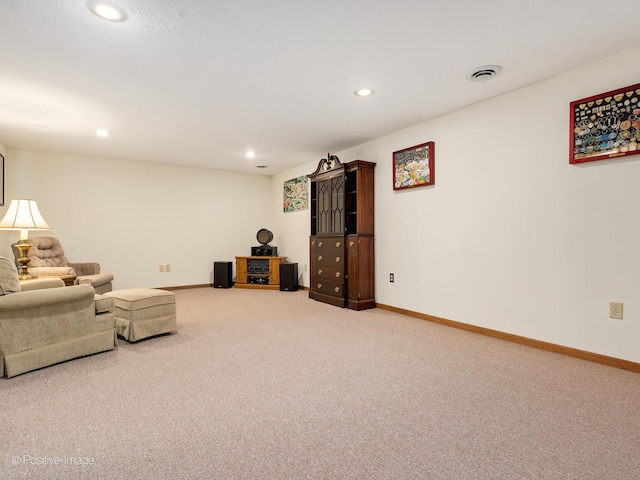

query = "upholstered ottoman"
[{"left": 104, "top": 288, "right": 176, "bottom": 342}]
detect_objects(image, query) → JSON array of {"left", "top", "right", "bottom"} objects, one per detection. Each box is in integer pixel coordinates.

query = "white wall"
[
  {"left": 269, "top": 164, "right": 317, "bottom": 287},
  {"left": 0, "top": 141, "right": 6, "bottom": 207},
  {"left": 0, "top": 141, "right": 12, "bottom": 234},
  {"left": 0, "top": 150, "right": 272, "bottom": 289},
  {"left": 2, "top": 46, "right": 639, "bottom": 363},
  {"left": 274, "top": 46, "right": 640, "bottom": 363}
]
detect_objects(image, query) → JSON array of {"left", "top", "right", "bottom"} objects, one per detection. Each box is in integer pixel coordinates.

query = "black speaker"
[
  {"left": 279, "top": 262, "right": 298, "bottom": 291},
  {"left": 213, "top": 261, "right": 232, "bottom": 288}
]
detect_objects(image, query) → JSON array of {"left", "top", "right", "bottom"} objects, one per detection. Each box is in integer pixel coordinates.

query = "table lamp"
[{"left": 0, "top": 198, "right": 51, "bottom": 280}]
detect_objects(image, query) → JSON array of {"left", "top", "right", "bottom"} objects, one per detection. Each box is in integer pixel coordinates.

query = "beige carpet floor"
[{"left": 1, "top": 287, "right": 640, "bottom": 479}]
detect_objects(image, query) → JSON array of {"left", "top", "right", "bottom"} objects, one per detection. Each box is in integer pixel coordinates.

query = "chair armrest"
[
  {"left": 78, "top": 273, "right": 114, "bottom": 287},
  {"left": 70, "top": 263, "right": 101, "bottom": 276},
  {"left": 27, "top": 266, "right": 76, "bottom": 276},
  {"left": 19, "top": 278, "right": 65, "bottom": 291},
  {"left": 0, "top": 284, "right": 95, "bottom": 313}
]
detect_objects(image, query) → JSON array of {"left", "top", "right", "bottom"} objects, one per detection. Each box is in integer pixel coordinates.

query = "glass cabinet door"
[{"left": 330, "top": 175, "right": 345, "bottom": 234}]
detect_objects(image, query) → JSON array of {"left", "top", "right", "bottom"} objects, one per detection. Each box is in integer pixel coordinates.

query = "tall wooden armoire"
[{"left": 308, "top": 154, "right": 375, "bottom": 310}]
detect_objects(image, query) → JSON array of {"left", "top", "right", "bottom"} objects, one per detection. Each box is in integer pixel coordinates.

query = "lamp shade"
[{"left": 0, "top": 199, "right": 50, "bottom": 231}]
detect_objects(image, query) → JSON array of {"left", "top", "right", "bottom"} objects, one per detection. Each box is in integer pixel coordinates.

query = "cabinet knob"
[
  {"left": 334, "top": 287, "right": 340, "bottom": 293},
  {"left": 335, "top": 272, "right": 340, "bottom": 278},
  {"left": 318, "top": 255, "right": 323, "bottom": 261},
  {"left": 311, "top": 240, "right": 315, "bottom": 246},
  {"left": 318, "top": 269, "right": 323, "bottom": 275},
  {"left": 317, "top": 283, "right": 322, "bottom": 289},
  {"left": 349, "top": 241, "right": 355, "bottom": 247},
  {"left": 318, "top": 241, "right": 323, "bottom": 247},
  {"left": 336, "top": 241, "right": 341, "bottom": 248},
  {"left": 335, "top": 256, "right": 341, "bottom": 263}
]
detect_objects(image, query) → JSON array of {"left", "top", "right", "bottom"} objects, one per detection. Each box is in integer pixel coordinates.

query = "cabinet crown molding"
[{"left": 309, "top": 153, "right": 344, "bottom": 177}]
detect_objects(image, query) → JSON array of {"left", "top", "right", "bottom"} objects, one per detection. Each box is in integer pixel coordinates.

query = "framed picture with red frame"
[
  {"left": 392, "top": 141, "right": 435, "bottom": 190},
  {"left": 570, "top": 82, "right": 640, "bottom": 164}
]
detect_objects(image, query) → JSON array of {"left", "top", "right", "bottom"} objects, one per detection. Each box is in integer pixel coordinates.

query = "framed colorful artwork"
[
  {"left": 570, "top": 82, "right": 640, "bottom": 164},
  {"left": 393, "top": 141, "right": 434, "bottom": 190},
  {"left": 283, "top": 175, "right": 308, "bottom": 212}
]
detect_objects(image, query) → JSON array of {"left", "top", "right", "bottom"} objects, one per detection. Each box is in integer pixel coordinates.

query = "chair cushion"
[
  {"left": 94, "top": 294, "right": 115, "bottom": 314},
  {"left": 24, "top": 236, "right": 70, "bottom": 268},
  {"left": 27, "top": 266, "right": 76, "bottom": 276},
  {"left": 0, "top": 257, "right": 20, "bottom": 295}
]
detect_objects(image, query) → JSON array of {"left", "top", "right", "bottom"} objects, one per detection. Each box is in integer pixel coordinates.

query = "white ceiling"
[{"left": 1, "top": 0, "right": 639, "bottom": 175}]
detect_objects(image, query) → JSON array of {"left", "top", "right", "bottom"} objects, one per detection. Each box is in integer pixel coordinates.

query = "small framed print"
[
  {"left": 570, "top": 82, "right": 640, "bottom": 164},
  {"left": 393, "top": 141, "right": 434, "bottom": 190}
]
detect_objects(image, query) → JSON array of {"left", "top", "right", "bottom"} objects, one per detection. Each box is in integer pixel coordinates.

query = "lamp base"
[
  {"left": 18, "top": 272, "right": 38, "bottom": 281},
  {"left": 14, "top": 239, "right": 36, "bottom": 281}
]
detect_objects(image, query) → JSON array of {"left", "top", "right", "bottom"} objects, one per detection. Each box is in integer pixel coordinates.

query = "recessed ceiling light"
[
  {"left": 354, "top": 88, "right": 375, "bottom": 97},
  {"left": 96, "top": 129, "right": 110, "bottom": 137},
  {"left": 87, "top": 1, "right": 128, "bottom": 22},
  {"left": 246, "top": 150, "right": 256, "bottom": 158}
]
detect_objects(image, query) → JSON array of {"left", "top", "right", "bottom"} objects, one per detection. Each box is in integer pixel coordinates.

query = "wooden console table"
[{"left": 235, "top": 256, "right": 287, "bottom": 290}]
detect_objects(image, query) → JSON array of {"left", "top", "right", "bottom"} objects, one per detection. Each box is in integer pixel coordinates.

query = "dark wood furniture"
[
  {"left": 308, "top": 155, "right": 375, "bottom": 310},
  {"left": 235, "top": 256, "right": 287, "bottom": 290}
]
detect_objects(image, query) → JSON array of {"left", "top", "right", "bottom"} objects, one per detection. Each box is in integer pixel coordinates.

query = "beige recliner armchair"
[
  {"left": 11, "top": 236, "right": 114, "bottom": 294},
  {"left": 0, "top": 256, "right": 116, "bottom": 378}
]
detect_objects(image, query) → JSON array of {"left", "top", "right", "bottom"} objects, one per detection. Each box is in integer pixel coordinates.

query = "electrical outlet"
[
  {"left": 165, "top": 264, "right": 171, "bottom": 272},
  {"left": 159, "top": 265, "right": 165, "bottom": 272},
  {"left": 390, "top": 273, "right": 394, "bottom": 283},
  {"left": 610, "top": 302, "right": 623, "bottom": 319}
]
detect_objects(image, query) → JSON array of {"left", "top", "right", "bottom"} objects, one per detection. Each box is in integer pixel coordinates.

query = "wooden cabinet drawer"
[
  {"left": 316, "top": 265, "right": 344, "bottom": 281},
  {"left": 314, "top": 279, "right": 344, "bottom": 298},
  {"left": 316, "top": 236, "right": 345, "bottom": 253},
  {"left": 316, "top": 252, "right": 344, "bottom": 267}
]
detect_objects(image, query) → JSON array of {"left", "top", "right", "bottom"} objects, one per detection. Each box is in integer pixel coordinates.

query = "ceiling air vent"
[{"left": 467, "top": 65, "right": 502, "bottom": 83}]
